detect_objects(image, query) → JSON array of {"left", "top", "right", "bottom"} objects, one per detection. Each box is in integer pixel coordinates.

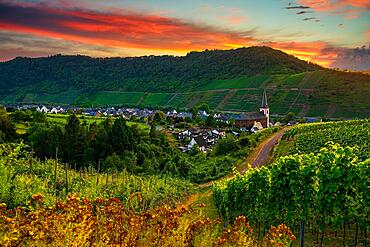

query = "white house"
[
  {"left": 251, "top": 121, "right": 264, "bottom": 133},
  {"left": 37, "top": 106, "right": 49, "bottom": 113},
  {"left": 187, "top": 138, "right": 197, "bottom": 150}
]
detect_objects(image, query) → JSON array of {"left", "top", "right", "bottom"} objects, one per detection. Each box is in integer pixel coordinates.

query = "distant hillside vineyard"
[{"left": 0, "top": 46, "right": 369, "bottom": 118}]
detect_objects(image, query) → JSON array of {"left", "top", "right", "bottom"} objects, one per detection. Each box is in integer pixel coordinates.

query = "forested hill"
[
  {"left": 0, "top": 46, "right": 320, "bottom": 93},
  {"left": 1, "top": 46, "right": 369, "bottom": 118}
]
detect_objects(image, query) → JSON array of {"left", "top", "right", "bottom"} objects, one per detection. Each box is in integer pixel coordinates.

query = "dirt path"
[
  {"left": 180, "top": 128, "right": 288, "bottom": 220},
  {"left": 241, "top": 128, "right": 287, "bottom": 174},
  {"left": 197, "top": 128, "right": 287, "bottom": 188}
]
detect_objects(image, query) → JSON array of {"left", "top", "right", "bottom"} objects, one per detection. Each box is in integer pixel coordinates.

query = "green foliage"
[
  {"left": 32, "top": 111, "right": 48, "bottom": 123},
  {"left": 152, "top": 111, "right": 166, "bottom": 124},
  {"left": 0, "top": 130, "right": 5, "bottom": 143},
  {"left": 0, "top": 47, "right": 320, "bottom": 97},
  {"left": 0, "top": 107, "right": 16, "bottom": 140},
  {"left": 0, "top": 143, "right": 193, "bottom": 209},
  {"left": 283, "top": 120, "right": 370, "bottom": 160},
  {"left": 283, "top": 112, "right": 295, "bottom": 124},
  {"left": 214, "top": 135, "right": 240, "bottom": 155},
  {"left": 10, "top": 110, "right": 32, "bottom": 122},
  {"left": 213, "top": 143, "right": 369, "bottom": 232},
  {"left": 28, "top": 124, "right": 64, "bottom": 159}
]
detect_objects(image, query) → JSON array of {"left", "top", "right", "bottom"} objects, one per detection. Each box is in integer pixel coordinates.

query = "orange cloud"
[
  {"left": 298, "top": 0, "right": 369, "bottom": 18},
  {"left": 264, "top": 41, "right": 339, "bottom": 67},
  {"left": 0, "top": 1, "right": 363, "bottom": 69},
  {"left": 0, "top": 2, "right": 256, "bottom": 53}
]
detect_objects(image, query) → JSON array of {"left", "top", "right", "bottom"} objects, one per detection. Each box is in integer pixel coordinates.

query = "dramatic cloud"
[
  {"left": 0, "top": 1, "right": 256, "bottom": 53},
  {"left": 0, "top": 0, "right": 368, "bottom": 70},
  {"left": 330, "top": 46, "right": 370, "bottom": 71},
  {"left": 0, "top": 31, "right": 122, "bottom": 61},
  {"left": 264, "top": 41, "right": 338, "bottom": 67},
  {"left": 298, "top": 0, "right": 370, "bottom": 18}
]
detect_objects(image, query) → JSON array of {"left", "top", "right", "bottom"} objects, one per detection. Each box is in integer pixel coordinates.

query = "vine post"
[
  {"left": 54, "top": 147, "right": 58, "bottom": 200},
  {"left": 299, "top": 220, "right": 305, "bottom": 247},
  {"left": 65, "top": 164, "right": 68, "bottom": 196}
]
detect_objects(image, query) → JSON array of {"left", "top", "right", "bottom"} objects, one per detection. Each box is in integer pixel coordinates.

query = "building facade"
[{"left": 235, "top": 90, "right": 270, "bottom": 129}]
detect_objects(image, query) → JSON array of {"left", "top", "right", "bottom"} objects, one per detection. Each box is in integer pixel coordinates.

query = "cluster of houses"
[
  {"left": 7, "top": 91, "right": 322, "bottom": 153},
  {"left": 173, "top": 127, "right": 229, "bottom": 152},
  {"left": 28, "top": 104, "right": 233, "bottom": 123},
  {"left": 37, "top": 106, "right": 66, "bottom": 114}
]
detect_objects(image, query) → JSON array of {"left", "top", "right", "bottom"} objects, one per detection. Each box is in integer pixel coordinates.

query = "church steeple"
[
  {"left": 260, "top": 90, "right": 270, "bottom": 127},
  {"left": 261, "top": 89, "right": 268, "bottom": 108}
]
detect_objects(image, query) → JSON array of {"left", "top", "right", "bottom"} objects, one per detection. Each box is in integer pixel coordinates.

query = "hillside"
[{"left": 0, "top": 46, "right": 369, "bottom": 118}]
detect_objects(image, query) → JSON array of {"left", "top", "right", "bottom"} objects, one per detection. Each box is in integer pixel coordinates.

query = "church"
[{"left": 234, "top": 90, "right": 270, "bottom": 129}]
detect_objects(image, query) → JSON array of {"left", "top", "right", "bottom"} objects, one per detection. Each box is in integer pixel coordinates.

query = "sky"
[{"left": 0, "top": 0, "right": 369, "bottom": 70}]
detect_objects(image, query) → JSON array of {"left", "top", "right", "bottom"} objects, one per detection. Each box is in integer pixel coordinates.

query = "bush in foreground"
[{"left": 0, "top": 194, "right": 295, "bottom": 246}]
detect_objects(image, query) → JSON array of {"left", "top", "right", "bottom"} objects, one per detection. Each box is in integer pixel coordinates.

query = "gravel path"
[{"left": 241, "top": 128, "right": 287, "bottom": 174}]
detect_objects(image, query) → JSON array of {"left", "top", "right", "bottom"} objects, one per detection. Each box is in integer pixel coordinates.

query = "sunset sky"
[{"left": 0, "top": 0, "right": 369, "bottom": 70}]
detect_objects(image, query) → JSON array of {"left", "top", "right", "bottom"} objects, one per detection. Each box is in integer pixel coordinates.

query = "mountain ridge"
[{"left": 0, "top": 46, "right": 369, "bottom": 118}]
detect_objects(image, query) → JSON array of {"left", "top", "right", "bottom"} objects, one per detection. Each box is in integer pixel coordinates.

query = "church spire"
[{"left": 261, "top": 89, "right": 268, "bottom": 108}]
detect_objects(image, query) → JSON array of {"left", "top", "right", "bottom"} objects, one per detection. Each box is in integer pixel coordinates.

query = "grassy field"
[
  {"left": 203, "top": 75, "right": 269, "bottom": 90},
  {"left": 48, "top": 114, "right": 149, "bottom": 129},
  {"left": 14, "top": 114, "right": 149, "bottom": 134},
  {"left": 23, "top": 90, "right": 80, "bottom": 105},
  {"left": 93, "top": 91, "right": 145, "bottom": 105},
  {"left": 140, "top": 93, "right": 175, "bottom": 107}
]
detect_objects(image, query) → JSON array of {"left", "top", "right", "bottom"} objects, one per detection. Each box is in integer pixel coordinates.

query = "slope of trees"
[
  {"left": 0, "top": 46, "right": 321, "bottom": 97},
  {"left": 21, "top": 112, "right": 274, "bottom": 183}
]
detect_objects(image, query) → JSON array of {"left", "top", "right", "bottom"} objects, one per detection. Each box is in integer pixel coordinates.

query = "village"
[{"left": 6, "top": 91, "right": 318, "bottom": 153}]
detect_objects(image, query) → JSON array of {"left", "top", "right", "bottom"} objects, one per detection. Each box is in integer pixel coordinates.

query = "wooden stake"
[
  {"left": 299, "top": 220, "right": 305, "bottom": 247},
  {"left": 65, "top": 164, "right": 68, "bottom": 196},
  {"left": 54, "top": 147, "right": 58, "bottom": 199}
]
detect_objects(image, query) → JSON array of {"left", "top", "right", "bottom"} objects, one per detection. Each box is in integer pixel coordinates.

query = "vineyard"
[
  {"left": 1, "top": 115, "right": 370, "bottom": 245},
  {"left": 0, "top": 143, "right": 192, "bottom": 209},
  {"left": 0, "top": 144, "right": 298, "bottom": 246},
  {"left": 281, "top": 119, "right": 370, "bottom": 160},
  {"left": 213, "top": 143, "right": 369, "bottom": 246}
]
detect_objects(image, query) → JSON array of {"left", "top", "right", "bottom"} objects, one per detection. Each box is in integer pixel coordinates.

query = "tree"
[
  {"left": 240, "top": 136, "right": 251, "bottom": 147},
  {"left": 150, "top": 124, "right": 158, "bottom": 139},
  {"left": 153, "top": 111, "right": 166, "bottom": 124},
  {"left": 32, "top": 111, "right": 48, "bottom": 123},
  {"left": 0, "top": 107, "right": 16, "bottom": 140},
  {"left": 284, "top": 112, "right": 295, "bottom": 124},
  {"left": 0, "top": 130, "right": 5, "bottom": 143},
  {"left": 190, "top": 106, "right": 198, "bottom": 119},
  {"left": 188, "top": 144, "right": 200, "bottom": 156},
  {"left": 205, "top": 115, "right": 215, "bottom": 127},
  {"left": 102, "top": 153, "right": 125, "bottom": 172},
  {"left": 11, "top": 110, "right": 32, "bottom": 122},
  {"left": 29, "top": 124, "right": 64, "bottom": 159},
  {"left": 214, "top": 135, "right": 240, "bottom": 155},
  {"left": 93, "top": 126, "right": 112, "bottom": 162},
  {"left": 64, "top": 114, "right": 86, "bottom": 167},
  {"left": 109, "top": 117, "right": 136, "bottom": 154},
  {"left": 120, "top": 150, "right": 138, "bottom": 172},
  {"left": 198, "top": 103, "right": 210, "bottom": 114}
]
